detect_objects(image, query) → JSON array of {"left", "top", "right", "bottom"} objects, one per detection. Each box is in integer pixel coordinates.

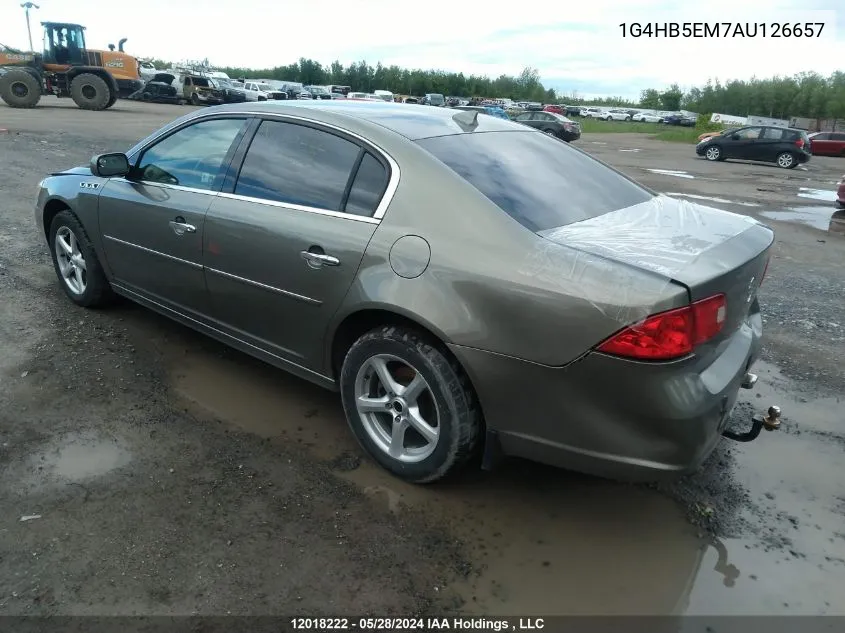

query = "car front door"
[
  {"left": 721, "top": 127, "right": 762, "bottom": 159},
  {"left": 98, "top": 116, "right": 250, "bottom": 316},
  {"left": 514, "top": 112, "right": 538, "bottom": 129},
  {"left": 202, "top": 117, "right": 392, "bottom": 373}
]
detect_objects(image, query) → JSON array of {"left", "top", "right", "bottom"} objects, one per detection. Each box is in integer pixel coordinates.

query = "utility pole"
[{"left": 21, "top": 2, "right": 40, "bottom": 53}]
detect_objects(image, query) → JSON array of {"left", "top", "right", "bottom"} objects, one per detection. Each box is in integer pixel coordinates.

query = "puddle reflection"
[{"left": 760, "top": 207, "right": 844, "bottom": 233}]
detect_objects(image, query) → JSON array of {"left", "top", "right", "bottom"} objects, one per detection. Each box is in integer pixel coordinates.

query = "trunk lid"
[{"left": 539, "top": 195, "right": 774, "bottom": 338}]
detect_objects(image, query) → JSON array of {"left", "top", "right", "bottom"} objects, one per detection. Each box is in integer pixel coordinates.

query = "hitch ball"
[{"left": 763, "top": 405, "right": 781, "bottom": 431}]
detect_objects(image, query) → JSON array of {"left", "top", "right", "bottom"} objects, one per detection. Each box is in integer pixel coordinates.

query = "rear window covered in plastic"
[{"left": 416, "top": 131, "right": 653, "bottom": 232}]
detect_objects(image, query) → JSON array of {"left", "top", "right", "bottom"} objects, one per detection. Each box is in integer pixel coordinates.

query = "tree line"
[{"left": 148, "top": 56, "right": 845, "bottom": 119}]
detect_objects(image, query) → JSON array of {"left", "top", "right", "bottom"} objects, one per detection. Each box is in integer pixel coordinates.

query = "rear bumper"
[{"left": 449, "top": 303, "right": 764, "bottom": 482}]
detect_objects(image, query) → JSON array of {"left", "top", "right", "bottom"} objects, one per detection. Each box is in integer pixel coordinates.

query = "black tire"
[
  {"left": 0, "top": 69, "right": 41, "bottom": 108},
  {"left": 340, "top": 325, "right": 482, "bottom": 484},
  {"left": 191, "top": 92, "right": 201, "bottom": 106},
  {"left": 776, "top": 151, "right": 797, "bottom": 169},
  {"left": 70, "top": 73, "right": 111, "bottom": 110},
  {"left": 544, "top": 129, "right": 557, "bottom": 137},
  {"left": 105, "top": 91, "right": 118, "bottom": 109},
  {"left": 625, "top": 116, "right": 632, "bottom": 121},
  {"left": 141, "top": 92, "right": 152, "bottom": 101},
  {"left": 48, "top": 210, "right": 113, "bottom": 308}
]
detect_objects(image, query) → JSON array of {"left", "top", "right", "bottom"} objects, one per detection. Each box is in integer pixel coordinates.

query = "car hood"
[
  {"left": 538, "top": 194, "right": 772, "bottom": 294},
  {"left": 50, "top": 165, "right": 92, "bottom": 177}
]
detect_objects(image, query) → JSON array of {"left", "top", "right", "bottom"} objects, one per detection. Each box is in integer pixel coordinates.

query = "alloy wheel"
[
  {"left": 354, "top": 354, "right": 440, "bottom": 463},
  {"left": 777, "top": 153, "right": 794, "bottom": 168},
  {"left": 706, "top": 146, "right": 721, "bottom": 160},
  {"left": 55, "top": 226, "right": 87, "bottom": 295}
]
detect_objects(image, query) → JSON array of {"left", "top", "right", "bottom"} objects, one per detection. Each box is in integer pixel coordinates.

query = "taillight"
[
  {"left": 795, "top": 138, "right": 805, "bottom": 149},
  {"left": 597, "top": 294, "right": 726, "bottom": 361}
]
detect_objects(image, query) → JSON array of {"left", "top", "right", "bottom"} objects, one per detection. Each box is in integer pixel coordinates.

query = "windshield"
[
  {"left": 417, "top": 132, "right": 652, "bottom": 232},
  {"left": 258, "top": 85, "right": 272, "bottom": 91}
]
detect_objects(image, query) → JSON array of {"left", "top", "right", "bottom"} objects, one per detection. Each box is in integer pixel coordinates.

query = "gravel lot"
[{"left": 1, "top": 99, "right": 844, "bottom": 617}]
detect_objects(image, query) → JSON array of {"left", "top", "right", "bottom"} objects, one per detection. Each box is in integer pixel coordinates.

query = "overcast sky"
[{"left": 1, "top": 0, "right": 842, "bottom": 99}]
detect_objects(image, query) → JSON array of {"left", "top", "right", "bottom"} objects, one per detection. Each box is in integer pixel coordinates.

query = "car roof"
[{"left": 191, "top": 100, "right": 519, "bottom": 140}]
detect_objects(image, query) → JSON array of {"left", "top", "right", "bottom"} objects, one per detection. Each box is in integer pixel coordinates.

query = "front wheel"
[
  {"left": 49, "top": 211, "right": 113, "bottom": 307},
  {"left": 776, "top": 152, "right": 797, "bottom": 169},
  {"left": 544, "top": 129, "right": 557, "bottom": 137},
  {"left": 70, "top": 73, "right": 111, "bottom": 110},
  {"left": 705, "top": 145, "right": 722, "bottom": 161},
  {"left": 0, "top": 69, "right": 42, "bottom": 108},
  {"left": 340, "top": 326, "right": 482, "bottom": 484}
]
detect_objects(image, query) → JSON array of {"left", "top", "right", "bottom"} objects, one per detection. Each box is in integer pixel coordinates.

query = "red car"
[
  {"left": 809, "top": 131, "right": 845, "bottom": 157},
  {"left": 543, "top": 104, "right": 566, "bottom": 115},
  {"left": 837, "top": 174, "right": 845, "bottom": 208}
]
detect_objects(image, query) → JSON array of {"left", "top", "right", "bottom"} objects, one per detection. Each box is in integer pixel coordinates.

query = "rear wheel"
[
  {"left": 191, "top": 92, "right": 201, "bottom": 106},
  {"left": 776, "top": 152, "right": 796, "bottom": 169},
  {"left": 340, "top": 325, "right": 482, "bottom": 484},
  {"left": 705, "top": 145, "right": 722, "bottom": 161},
  {"left": 0, "top": 69, "right": 41, "bottom": 108},
  {"left": 70, "top": 73, "right": 111, "bottom": 110}
]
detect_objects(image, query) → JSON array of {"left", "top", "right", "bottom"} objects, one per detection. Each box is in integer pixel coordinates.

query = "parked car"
[
  {"left": 241, "top": 81, "right": 268, "bottom": 101},
  {"left": 600, "top": 109, "right": 632, "bottom": 121},
  {"left": 580, "top": 107, "right": 605, "bottom": 118},
  {"left": 696, "top": 125, "right": 812, "bottom": 169},
  {"left": 513, "top": 111, "right": 581, "bottom": 142},
  {"left": 403, "top": 96, "right": 420, "bottom": 104},
  {"left": 808, "top": 131, "right": 845, "bottom": 157},
  {"left": 213, "top": 78, "right": 248, "bottom": 104},
  {"left": 564, "top": 105, "right": 581, "bottom": 116},
  {"left": 662, "top": 113, "right": 696, "bottom": 127},
  {"left": 35, "top": 101, "right": 776, "bottom": 484},
  {"left": 305, "top": 85, "right": 332, "bottom": 100},
  {"left": 127, "top": 73, "right": 182, "bottom": 105},
  {"left": 543, "top": 104, "right": 566, "bottom": 115},
  {"left": 422, "top": 93, "right": 445, "bottom": 106},
  {"left": 632, "top": 112, "right": 664, "bottom": 123},
  {"left": 181, "top": 75, "right": 224, "bottom": 106}
]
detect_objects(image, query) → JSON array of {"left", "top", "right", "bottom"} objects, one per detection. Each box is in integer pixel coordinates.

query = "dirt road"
[{"left": 1, "top": 99, "right": 844, "bottom": 616}]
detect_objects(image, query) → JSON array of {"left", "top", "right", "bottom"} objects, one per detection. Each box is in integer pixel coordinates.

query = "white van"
[{"left": 373, "top": 90, "right": 394, "bottom": 102}]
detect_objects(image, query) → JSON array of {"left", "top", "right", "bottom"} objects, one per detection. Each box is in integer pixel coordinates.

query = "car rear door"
[
  {"left": 98, "top": 116, "right": 250, "bottom": 317},
  {"left": 752, "top": 127, "right": 788, "bottom": 161},
  {"left": 202, "top": 116, "right": 392, "bottom": 373}
]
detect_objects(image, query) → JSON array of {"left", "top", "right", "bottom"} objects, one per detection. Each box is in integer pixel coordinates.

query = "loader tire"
[
  {"left": 0, "top": 69, "right": 41, "bottom": 108},
  {"left": 70, "top": 73, "right": 111, "bottom": 111}
]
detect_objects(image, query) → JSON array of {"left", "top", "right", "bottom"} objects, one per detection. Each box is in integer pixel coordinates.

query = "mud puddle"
[
  {"left": 164, "top": 342, "right": 845, "bottom": 615},
  {"left": 760, "top": 207, "right": 843, "bottom": 233}
]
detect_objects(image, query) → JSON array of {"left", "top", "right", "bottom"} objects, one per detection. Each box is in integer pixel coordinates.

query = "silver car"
[{"left": 34, "top": 102, "right": 777, "bottom": 484}]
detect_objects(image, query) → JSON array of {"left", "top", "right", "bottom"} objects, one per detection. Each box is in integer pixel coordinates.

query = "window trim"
[
  {"left": 124, "top": 109, "right": 400, "bottom": 223},
  {"left": 218, "top": 113, "right": 398, "bottom": 224},
  {"left": 123, "top": 114, "right": 253, "bottom": 195}
]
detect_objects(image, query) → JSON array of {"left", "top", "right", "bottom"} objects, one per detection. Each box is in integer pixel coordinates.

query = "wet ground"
[{"left": 1, "top": 100, "right": 844, "bottom": 616}]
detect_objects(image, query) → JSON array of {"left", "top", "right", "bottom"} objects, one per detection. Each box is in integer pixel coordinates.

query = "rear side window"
[
  {"left": 417, "top": 132, "right": 653, "bottom": 232},
  {"left": 235, "top": 120, "right": 361, "bottom": 210},
  {"left": 833, "top": 133, "right": 845, "bottom": 141},
  {"left": 761, "top": 128, "right": 784, "bottom": 140},
  {"left": 344, "top": 152, "right": 388, "bottom": 217}
]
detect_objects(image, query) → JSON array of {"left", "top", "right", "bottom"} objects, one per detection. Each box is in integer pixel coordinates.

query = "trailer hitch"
[{"left": 722, "top": 405, "right": 782, "bottom": 443}]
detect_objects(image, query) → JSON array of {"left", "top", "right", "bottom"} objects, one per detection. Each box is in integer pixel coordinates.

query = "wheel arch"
[{"left": 42, "top": 197, "right": 73, "bottom": 241}]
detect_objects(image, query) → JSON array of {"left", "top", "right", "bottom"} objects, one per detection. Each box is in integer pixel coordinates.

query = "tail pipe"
[{"left": 118, "top": 38, "right": 128, "bottom": 52}]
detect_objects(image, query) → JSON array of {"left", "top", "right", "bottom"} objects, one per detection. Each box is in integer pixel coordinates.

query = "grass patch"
[
  {"left": 576, "top": 118, "right": 664, "bottom": 134},
  {"left": 650, "top": 128, "right": 710, "bottom": 143}
]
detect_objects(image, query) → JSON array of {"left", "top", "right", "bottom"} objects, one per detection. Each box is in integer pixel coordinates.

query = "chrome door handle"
[
  {"left": 169, "top": 219, "right": 196, "bottom": 236},
  {"left": 301, "top": 251, "right": 340, "bottom": 268}
]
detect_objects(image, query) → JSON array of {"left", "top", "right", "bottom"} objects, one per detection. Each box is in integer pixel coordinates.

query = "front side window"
[
  {"left": 234, "top": 120, "right": 361, "bottom": 210},
  {"left": 136, "top": 118, "right": 246, "bottom": 190},
  {"left": 417, "top": 131, "right": 652, "bottom": 232},
  {"left": 736, "top": 127, "right": 762, "bottom": 139}
]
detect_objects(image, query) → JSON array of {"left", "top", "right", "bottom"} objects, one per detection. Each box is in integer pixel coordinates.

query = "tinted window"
[
  {"left": 811, "top": 133, "right": 831, "bottom": 140},
  {"left": 344, "top": 153, "right": 389, "bottom": 217},
  {"left": 417, "top": 131, "right": 652, "bottom": 232},
  {"left": 235, "top": 120, "right": 361, "bottom": 210},
  {"left": 761, "top": 127, "right": 784, "bottom": 140},
  {"left": 833, "top": 133, "right": 845, "bottom": 141},
  {"left": 137, "top": 118, "right": 246, "bottom": 190},
  {"left": 735, "top": 127, "right": 762, "bottom": 139},
  {"left": 515, "top": 113, "right": 531, "bottom": 121}
]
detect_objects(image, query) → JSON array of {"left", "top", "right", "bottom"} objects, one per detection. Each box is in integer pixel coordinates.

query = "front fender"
[{"left": 36, "top": 173, "right": 109, "bottom": 272}]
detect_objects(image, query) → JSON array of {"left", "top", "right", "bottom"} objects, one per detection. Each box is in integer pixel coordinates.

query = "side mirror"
[
  {"left": 91, "top": 153, "right": 130, "bottom": 178},
  {"left": 731, "top": 134, "right": 740, "bottom": 141}
]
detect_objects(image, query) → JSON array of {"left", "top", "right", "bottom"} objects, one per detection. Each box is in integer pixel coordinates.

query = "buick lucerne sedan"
[{"left": 35, "top": 101, "right": 778, "bottom": 484}]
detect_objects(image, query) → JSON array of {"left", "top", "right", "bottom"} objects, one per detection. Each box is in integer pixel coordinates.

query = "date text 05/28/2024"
[
  {"left": 289, "top": 617, "right": 545, "bottom": 631},
  {"left": 619, "top": 22, "right": 826, "bottom": 38}
]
